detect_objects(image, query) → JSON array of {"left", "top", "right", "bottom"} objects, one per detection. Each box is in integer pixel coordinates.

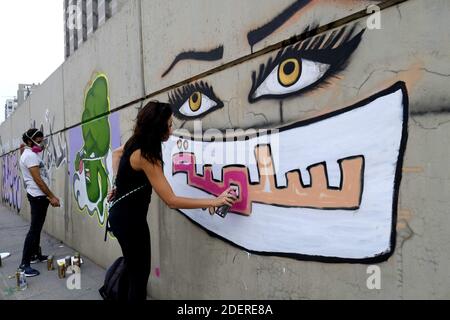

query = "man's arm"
[{"left": 29, "top": 166, "right": 60, "bottom": 207}]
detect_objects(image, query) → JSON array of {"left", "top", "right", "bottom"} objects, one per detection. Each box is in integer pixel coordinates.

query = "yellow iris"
[
  {"left": 189, "top": 92, "right": 202, "bottom": 112},
  {"left": 278, "top": 58, "right": 301, "bottom": 87}
]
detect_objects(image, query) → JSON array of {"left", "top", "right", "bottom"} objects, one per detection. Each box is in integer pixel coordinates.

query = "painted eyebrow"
[
  {"left": 161, "top": 46, "right": 224, "bottom": 77},
  {"left": 247, "top": 0, "right": 311, "bottom": 49}
]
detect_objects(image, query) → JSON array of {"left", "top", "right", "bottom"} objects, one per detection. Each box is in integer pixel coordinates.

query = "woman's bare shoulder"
[
  {"left": 130, "top": 150, "right": 162, "bottom": 172},
  {"left": 129, "top": 148, "right": 143, "bottom": 170},
  {"left": 114, "top": 145, "right": 125, "bottom": 153}
]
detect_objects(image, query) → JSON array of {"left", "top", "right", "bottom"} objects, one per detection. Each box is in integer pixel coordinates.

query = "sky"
[{"left": 0, "top": 0, "right": 64, "bottom": 124}]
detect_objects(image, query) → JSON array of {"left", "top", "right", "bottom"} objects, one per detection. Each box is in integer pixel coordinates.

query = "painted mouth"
[
  {"left": 162, "top": 82, "right": 408, "bottom": 262},
  {"left": 172, "top": 147, "right": 364, "bottom": 215}
]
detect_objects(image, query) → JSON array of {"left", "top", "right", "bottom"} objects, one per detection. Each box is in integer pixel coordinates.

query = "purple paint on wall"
[
  {"left": 1, "top": 151, "right": 22, "bottom": 213},
  {"left": 68, "top": 112, "right": 121, "bottom": 178}
]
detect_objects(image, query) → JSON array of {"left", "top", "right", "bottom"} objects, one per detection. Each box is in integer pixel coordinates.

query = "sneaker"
[
  {"left": 21, "top": 265, "right": 40, "bottom": 277},
  {"left": 30, "top": 255, "right": 48, "bottom": 264}
]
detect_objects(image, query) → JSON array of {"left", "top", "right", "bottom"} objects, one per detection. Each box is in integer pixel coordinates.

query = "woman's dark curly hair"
[{"left": 124, "top": 101, "right": 173, "bottom": 165}]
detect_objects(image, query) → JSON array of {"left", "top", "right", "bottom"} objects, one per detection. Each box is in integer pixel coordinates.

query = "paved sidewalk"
[{"left": 0, "top": 205, "right": 105, "bottom": 300}]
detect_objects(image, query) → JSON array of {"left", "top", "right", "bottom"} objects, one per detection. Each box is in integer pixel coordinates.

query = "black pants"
[
  {"left": 21, "top": 194, "right": 50, "bottom": 267},
  {"left": 111, "top": 220, "right": 151, "bottom": 301}
]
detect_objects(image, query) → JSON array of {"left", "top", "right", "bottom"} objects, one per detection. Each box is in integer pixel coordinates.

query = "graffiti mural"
[
  {"left": 1, "top": 151, "right": 22, "bottom": 213},
  {"left": 169, "top": 81, "right": 224, "bottom": 120},
  {"left": 247, "top": 0, "right": 313, "bottom": 52},
  {"left": 69, "top": 74, "right": 121, "bottom": 226},
  {"left": 160, "top": 0, "right": 408, "bottom": 263},
  {"left": 162, "top": 46, "right": 224, "bottom": 78},
  {"left": 163, "top": 83, "right": 408, "bottom": 263},
  {"left": 30, "top": 113, "right": 67, "bottom": 179},
  {"left": 248, "top": 25, "right": 364, "bottom": 103}
]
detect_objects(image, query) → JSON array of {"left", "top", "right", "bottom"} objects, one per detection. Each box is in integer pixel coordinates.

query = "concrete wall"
[{"left": 1, "top": 0, "right": 449, "bottom": 299}]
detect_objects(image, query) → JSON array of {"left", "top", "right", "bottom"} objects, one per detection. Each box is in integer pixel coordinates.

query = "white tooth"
[
  {"left": 247, "top": 162, "right": 260, "bottom": 184},
  {"left": 211, "top": 164, "right": 224, "bottom": 181},
  {"left": 195, "top": 163, "right": 203, "bottom": 176},
  {"left": 325, "top": 160, "right": 341, "bottom": 188},
  {"left": 270, "top": 139, "right": 287, "bottom": 188},
  {"left": 277, "top": 168, "right": 313, "bottom": 188},
  {"left": 225, "top": 140, "right": 239, "bottom": 164},
  {"left": 243, "top": 134, "right": 272, "bottom": 184},
  {"left": 274, "top": 172, "right": 287, "bottom": 187},
  {"left": 299, "top": 168, "right": 311, "bottom": 186}
]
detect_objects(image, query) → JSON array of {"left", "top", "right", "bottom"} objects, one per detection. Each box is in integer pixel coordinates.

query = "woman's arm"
[
  {"left": 112, "top": 145, "right": 125, "bottom": 177},
  {"left": 108, "top": 145, "right": 124, "bottom": 202},
  {"left": 131, "top": 150, "right": 236, "bottom": 210}
]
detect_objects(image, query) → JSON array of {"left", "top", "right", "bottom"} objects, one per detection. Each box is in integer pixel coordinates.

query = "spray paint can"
[
  {"left": 16, "top": 268, "right": 27, "bottom": 291},
  {"left": 57, "top": 262, "right": 66, "bottom": 279},
  {"left": 65, "top": 256, "right": 72, "bottom": 269},
  {"left": 47, "top": 255, "right": 54, "bottom": 271},
  {"left": 73, "top": 252, "right": 81, "bottom": 269},
  {"left": 215, "top": 188, "right": 238, "bottom": 218}
]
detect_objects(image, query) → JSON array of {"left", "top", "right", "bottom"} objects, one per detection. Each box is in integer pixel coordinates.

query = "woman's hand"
[
  {"left": 107, "top": 188, "right": 117, "bottom": 202},
  {"left": 213, "top": 187, "right": 238, "bottom": 208}
]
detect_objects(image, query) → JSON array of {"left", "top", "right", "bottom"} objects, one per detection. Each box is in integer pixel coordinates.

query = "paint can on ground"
[
  {"left": 47, "top": 255, "right": 54, "bottom": 271},
  {"left": 65, "top": 256, "right": 72, "bottom": 268},
  {"left": 73, "top": 260, "right": 80, "bottom": 272},
  {"left": 58, "top": 262, "right": 66, "bottom": 279},
  {"left": 73, "top": 252, "right": 81, "bottom": 269},
  {"left": 16, "top": 268, "right": 27, "bottom": 291}
]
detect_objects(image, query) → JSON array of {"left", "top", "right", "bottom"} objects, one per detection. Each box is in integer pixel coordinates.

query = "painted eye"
[
  {"left": 279, "top": 58, "right": 301, "bottom": 86},
  {"left": 248, "top": 26, "right": 365, "bottom": 102},
  {"left": 253, "top": 57, "right": 330, "bottom": 99},
  {"left": 179, "top": 91, "right": 218, "bottom": 117},
  {"left": 169, "top": 81, "right": 224, "bottom": 120},
  {"left": 189, "top": 92, "right": 202, "bottom": 111}
]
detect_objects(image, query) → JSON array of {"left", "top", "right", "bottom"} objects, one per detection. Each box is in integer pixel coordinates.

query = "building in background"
[
  {"left": 4, "top": 98, "right": 18, "bottom": 120},
  {"left": 64, "top": 0, "right": 126, "bottom": 59},
  {"left": 17, "top": 83, "right": 39, "bottom": 107},
  {"left": 3, "top": 83, "right": 39, "bottom": 120}
]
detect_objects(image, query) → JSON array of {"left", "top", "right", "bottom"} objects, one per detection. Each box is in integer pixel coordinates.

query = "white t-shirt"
[{"left": 19, "top": 148, "right": 50, "bottom": 197}]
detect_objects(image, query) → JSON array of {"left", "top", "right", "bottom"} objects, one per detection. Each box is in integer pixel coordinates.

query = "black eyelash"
[
  {"left": 168, "top": 81, "right": 224, "bottom": 120},
  {"left": 248, "top": 24, "right": 365, "bottom": 102}
]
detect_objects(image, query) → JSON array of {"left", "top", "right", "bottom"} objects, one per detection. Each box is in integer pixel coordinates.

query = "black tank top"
[{"left": 110, "top": 140, "right": 152, "bottom": 221}]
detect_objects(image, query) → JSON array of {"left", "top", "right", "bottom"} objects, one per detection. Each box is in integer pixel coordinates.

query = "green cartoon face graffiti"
[{"left": 74, "top": 75, "right": 111, "bottom": 225}]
